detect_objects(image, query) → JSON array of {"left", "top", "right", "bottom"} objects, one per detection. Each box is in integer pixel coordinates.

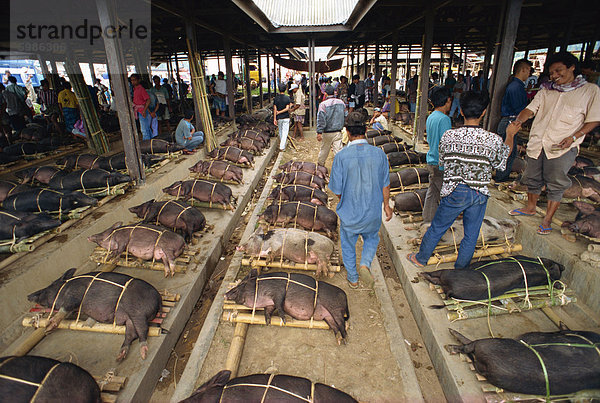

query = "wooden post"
[
  {"left": 487, "top": 0, "right": 523, "bottom": 132},
  {"left": 95, "top": 0, "right": 144, "bottom": 184},
  {"left": 374, "top": 42, "right": 380, "bottom": 107},
  {"left": 439, "top": 45, "right": 444, "bottom": 81},
  {"left": 364, "top": 44, "right": 369, "bottom": 79},
  {"left": 308, "top": 38, "right": 313, "bottom": 128},
  {"left": 350, "top": 46, "right": 355, "bottom": 77},
  {"left": 482, "top": 39, "right": 494, "bottom": 86},
  {"left": 266, "top": 52, "right": 271, "bottom": 103},
  {"left": 389, "top": 31, "right": 399, "bottom": 121},
  {"left": 224, "top": 322, "right": 249, "bottom": 378},
  {"left": 244, "top": 45, "right": 252, "bottom": 114},
  {"left": 258, "top": 49, "right": 263, "bottom": 109},
  {"left": 406, "top": 44, "right": 412, "bottom": 80},
  {"left": 185, "top": 20, "right": 203, "bottom": 131},
  {"left": 223, "top": 37, "right": 236, "bottom": 125},
  {"left": 174, "top": 52, "right": 181, "bottom": 101},
  {"left": 461, "top": 44, "right": 467, "bottom": 75},
  {"left": 415, "top": 3, "right": 434, "bottom": 143},
  {"left": 448, "top": 43, "right": 454, "bottom": 75},
  {"left": 560, "top": 0, "right": 579, "bottom": 51}
]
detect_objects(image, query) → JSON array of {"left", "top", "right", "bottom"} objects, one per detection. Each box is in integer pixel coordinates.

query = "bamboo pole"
[
  {"left": 221, "top": 311, "right": 330, "bottom": 330},
  {"left": 240, "top": 258, "right": 340, "bottom": 272},
  {"left": 191, "top": 175, "right": 240, "bottom": 185},
  {"left": 427, "top": 244, "right": 522, "bottom": 265},
  {"left": 7, "top": 328, "right": 47, "bottom": 356},
  {"left": 224, "top": 322, "right": 248, "bottom": 378},
  {"left": 22, "top": 317, "right": 162, "bottom": 336},
  {"left": 188, "top": 200, "right": 235, "bottom": 211},
  {"left": 89, "top": 249, "right": 188, "bottom": 273},
  {"left": 446, "top": 297, "right": 571, "bottom": 321}
]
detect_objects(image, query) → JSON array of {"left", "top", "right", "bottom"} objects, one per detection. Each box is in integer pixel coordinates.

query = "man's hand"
[
  {"left": 317, "top": 133, "right": 323, "bottom": 142},
  {"left": 506, "top": 120, "right": 520, "bottom": 137},
  {"left": 384, "top": 204, "right": 393, "bottom": 221},
  {"left": 557, "top": 135, "right": 575, "bottom": 149},
  {"left": 273, "top": 119, "right": 277, "bottom": 126}
]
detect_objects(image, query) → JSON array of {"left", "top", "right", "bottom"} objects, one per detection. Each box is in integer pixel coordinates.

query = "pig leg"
[
  {"left": 117, "top": 317, "right": 137, "bottom": 361},
  {"left": 46, "top": 307, "right": 68, "bottom": 332},
  {"left": 272, "top": 295, "right": 287, "bottom": 324},
  {"left": 132, "top": 315, "right": 150, "bottom": 359},
  {"left": 263, "top": 305, "right": 276, "bottom": 325}
]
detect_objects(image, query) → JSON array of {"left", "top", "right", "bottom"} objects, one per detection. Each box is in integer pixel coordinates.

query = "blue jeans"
[
  {"left": 415, "top": 184, "right": 488, "bottom": 269},
  {"left": 340, "top": 226, "right": 380, "bottom": 283},
  {"left": 138, "top": 111, "right": 154, "bottom": 140},
  {"left": 449, "top": 97, "right": 461, "bottom": 118},
  {"left": 409, "top": 102, "right": 416, "bottom": 113},
  {"left": 373, "top": 122, "right": 385, "bottom": 131},
  {"left": 494, "top": 116, "right": 518, "bottom": 182},
  {"left": 183, "top": 132, "right": 204, "bottom": 150}
]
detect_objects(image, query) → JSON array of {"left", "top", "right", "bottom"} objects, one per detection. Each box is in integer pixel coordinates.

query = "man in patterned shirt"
[{"left": 408, "top": 91, "right": 516, "bottom": 269}]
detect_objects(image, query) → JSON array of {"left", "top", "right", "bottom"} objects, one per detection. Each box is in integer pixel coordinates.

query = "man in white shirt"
[
  {"left": 210, "top": 71, "right": 228, "bottom": 117},
  {"left": 290, "top": 83, "right": 306, "bottom": 140},
  {"left": 369, "top": 107, "right": 388, "bottom": 131}
]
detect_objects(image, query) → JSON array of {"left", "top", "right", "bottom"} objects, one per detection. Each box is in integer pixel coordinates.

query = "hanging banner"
[{"left": 273, "top": 56, "right": 343, "bottom": 73}]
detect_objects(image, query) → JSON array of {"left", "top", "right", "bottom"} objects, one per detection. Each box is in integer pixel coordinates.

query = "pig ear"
[
  {"left": 61, "top": 268, "right": 77, "bottom": 281},
  {"left": 249, "top": 268, "right": 258, "bottom": 278}
]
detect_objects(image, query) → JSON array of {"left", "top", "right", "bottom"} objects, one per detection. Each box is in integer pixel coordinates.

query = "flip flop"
[
  {"left": 358, "top": 265, "right": 374, "bottom": 289},
  {"left": 537, "top": 225, "right": 553, "bottom": 235},
  {"left": 347, "top": 280, "right": 359, "bottom": 289},
  {"left": 407, "top": 253, "right": 425, "bottom": 268},
  {"left": 508, "top": 209, "right": 535, "bottom": 216}
]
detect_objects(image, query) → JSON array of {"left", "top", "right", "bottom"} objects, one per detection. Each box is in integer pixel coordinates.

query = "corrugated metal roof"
[{"left": 252, "top": 0, "right": 359, "bottom": 28}]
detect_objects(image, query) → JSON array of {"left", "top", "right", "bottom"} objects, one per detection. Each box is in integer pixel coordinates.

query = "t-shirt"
[
  {"left": 132, "top": 85, "right": 149, "bottom": 107},
  {"left": 374, "top": 115, "right": 388, "bottom": 130},
  {"left": 293, "top": 90, "right": 305, "bottom": 116},
  {"left": 58, "top": 89, "right": 78, "bottom": 109},
  {"left": 175, "top": 119, "right": 194, "bottom": 144},
  {"left": 329, "top": 139, "right": 390, "bottom": 233},
  {"left": 445, "top": 76, "right": 457, "bottom": 90},
  {"left": 453, "top": 81, "right": 466, "bottom": 100},
  {"left": 439, "top": 126, "right": 510, "bottom": 197},
  {"left": 425, "top": 110, "right": 452, "bottom": 167},
  {"left": 274, "top": 93, "right": 291, "bottom": 119},
  {"left": 151, "top": 86, "right": 169, "bottom": 105},
  {"left": 214, "top": 79, "right": 227, "bottom": 95},
  {"left": 500, "top": 77, "right": 527, "bottom": 117}
]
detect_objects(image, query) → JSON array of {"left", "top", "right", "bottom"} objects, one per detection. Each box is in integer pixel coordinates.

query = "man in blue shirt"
[
  {"left": 329, "top": 111, "right": 393, "bottom": 289},
  {"left": 494, "top": 59, "right": 532, "bottom": 182},
  {"left": 422, "top": 87, "right": 452, "bottom": 223},
  {"left": 175, "top": 109, "right": 204, "bottom": 154}
]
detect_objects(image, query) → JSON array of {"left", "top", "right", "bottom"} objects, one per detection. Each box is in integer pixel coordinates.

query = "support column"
[
  {"left": 266, "top": 52, "right": 271, "bottom": 102},
  {"left": 243, "top": 45, "right": 252, "bottom": 114},
  {"left": 364, "top": 45, "right": 368, "bottom": 78},
  {"left": 223, "top": 37, "right": 236, "bottom": 124},
  {"left": 258, "top": 49, "right": 263, "bottom": 109},
  {"left": 185, "top": 20, "right": 203, "bottom": 131},
  {"left": 350, "top": 46, "right": 355, "bottom": 77},
  {"left": 448, "top": 43, "right": 454, "bottom": 75},
  {"left": 174, "top": 52, "right": 181, "bottom": 101},
  {"left": 406, "top": 44, "right": 412, "bottom": 79},
  {"left": 461, "top": 44, "right": 467, "bottom": 75},
  {"left": 414, "top": 3, "right": 434, "bottom": 143},
  {"left": 38, "top": 58, "right": 58, "bottom": 90},
  {"left": 560, "top": 0, "right": 579, "bottom": 51},
  {"left": 95, "top": 0, "right": 144, "bottom": 183},
  {"left": 374, "top": 42, "right": 380, "bottom": 107},
  {"left": 88, "top": 63, "right": 95, "bottom": 82},
  {"left": 389, "top": 32, "right": 399, "bottom": 121},
  {"left": 486, "top": 0, "right": 523, "bottom": 132},
  {"left": 482, "top": 39, "right": 493, "bottom": 86},
  {"left": 439, "top": 45, "right": 444, "bottom": 81}
]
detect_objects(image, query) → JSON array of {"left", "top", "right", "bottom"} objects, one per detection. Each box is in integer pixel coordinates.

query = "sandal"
[
  {"left": 407, "top": 253, "right": 424, "bottom": 268},
  {"left": 508, "top": 208, "right": 535, "bottom": 216},
  {"left": 347, "top": 280, "right": 359, "bottom": 289},
  {"left": 537, "top": 225, "right": 553, "bottom": 235}
]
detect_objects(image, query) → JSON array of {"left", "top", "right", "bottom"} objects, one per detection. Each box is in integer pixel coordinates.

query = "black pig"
[
  {"left": 3, "top": 189, "right": 98, "bottom": 213},
  {"left": 260, "top": 201, "right": 338, "bottom": 239},
  {"left": 129, "top": 199, "right": 206, "bottom": 242}
]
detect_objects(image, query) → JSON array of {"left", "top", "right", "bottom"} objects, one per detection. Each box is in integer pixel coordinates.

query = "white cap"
[
  {"left": 290, "top": 83, "right": 299, "bottom": 90},
  {"left": 374, "top": 107, "right": 381, "bottom": 112}
]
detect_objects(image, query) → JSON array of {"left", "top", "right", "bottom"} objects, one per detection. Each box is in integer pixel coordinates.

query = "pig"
[
  {"left": 55, "top": 153, "right": 101, "bottom": 170},
  {"left": 220, "top": 137, "right": 264, "bottom": 155},
  {"left": 568, "top": 165, "right": 600, "bottom": 181},
  {"left": 268, "top": 184, "right": 328, "bottom": 206},
  {"left": 446, "top": 329, "right": 600, "bottom": 396},
  {"left": 180, "top": 370, "right": 357, "bottom": 403},
  {"left": 379, "top": 142, "right": 412, "bottom": 154},
  {"left": 366, "top": 128, "right": 391, "bottom": 138},
  {"left": 563, "top": 175, "right": 600, "bottom": 202},
  {"left": 260, "top": 201, "right": 338, "bottom": 239},
  {"left": 15, "top": 166, "right": 62, "bottom": 185},
  {"left": 419, "top": 255, "right": 564, "bottom": 300},
  {"left": 189, "top": 160, "right": 244, "bottom": 184},
  {"left": 0, "top": 153, "right": 20, "bottom": 165},
  {"left": 393, "top": 189, "right": 428, "bottom": 212},
  {"left": 48, "top": 169, "right": 131, "bottom": 191},
  {"left": 28, "top": 269, "right": 161, "bottom": 361},
  {"left": 418, "top": 217, "right": 519, "bottom": 246},
  {"left": 89, "top": 222, "right": 185, "bottom": 276},
  {"left": 387, "top": 151, "right": 426, "bottom": 167},
  {"left": 0, "top": 209, "right": 61, "bottom": 240},
  {"left": 226, "top": 270, "right": 349, "bottom": 343},
  {"left": 574, "top": 155, "right": 594, "bottom": 168},
  {"left": 272, "top": 171, "right": 326, "bottom": 191},
  {"left": 512, "top": 156, "right": 527, "bottom": 174},
  {"left": 94, "top": 153, "right": 162, "bottom": 171},
  {"left": 139, "top": 138, "right": 184, "bottom": 154},
  {"left": 2, "top": 142, "right": 53, "bottom": 156},
  {"left": 207, "top": 146, "right": 254, "bottom": 167},
  {"left": 562, "top": 201, "right": 600, "bottom": 238},
  {"left": 389, "top": 167, "right": 429, "bottom": 190},
  {"left": 39, "top": 136, "right": 76, "bottom": 147},
  {"left": 366, "top": 135, "right": 403, "bottom": 146},
  {"left": 278, "top": 160, "right": 328, "bottom": 180},
  {"left": 163, "top": 180, "right": 234, "bottom": 208},
  {"left": 231, "top": 129, "right": 270, "bottom": 145},
  {"left": 0, "top": 180, "right": 33, "bottom": 202},
  {"left": 3, "top": 189, "right": 98, "bottom": 213},
  {"left": 129, "top": 199, "right": 206, "bottom": 242},
  {"left": 0, "top": 355, "right": 101, "bottom": 402},
  {"left": 238, "top": 228, "right": 335, "bottom": 277},
  {"left": 20, "top": 123, "right": 48, "bottom": 141}
]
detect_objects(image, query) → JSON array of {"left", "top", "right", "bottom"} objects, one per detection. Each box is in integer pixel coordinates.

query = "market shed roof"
[{"left": 252, "top": 0, "right": 359, "bottom": 28}]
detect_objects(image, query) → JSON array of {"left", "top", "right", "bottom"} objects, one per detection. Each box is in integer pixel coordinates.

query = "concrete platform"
[
  {"left": 0, "top": 127, "right": 277, "bottom": 402},
  {"left": 172, "top": 142, "right": 424, "bottom": 402},
  {"left": 380, "top": 195, "right": 600, "bottom": 402}
]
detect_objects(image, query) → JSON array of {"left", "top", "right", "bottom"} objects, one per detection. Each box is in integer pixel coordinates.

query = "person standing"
[
  {"left": 130, "top": 74, "right": 153, "bottom": 140},
  {"left": 408, "top": 91, "right": 514, "bottom": 269},
  {"left": 209, "top": 71, "right": 227, "bottom": 117},
  {"left": 175, "top": 109, "right": 204, "bottom": 154},
  {"left": 317, "top": 85, "right": 346, "bottom": 166},
  {"left": 444, "top": 71, "right": 456, "bottom": 90},
  {"left": 329, "top": 111, "right": 393, "bottom": 288},
  {"left": 57, "top": 82, "right": 79, "bottom": 134},
  {"left": 290, "top": 83, "right": 305, "bottom": 140},
  {"left": 37, "top": 79, "right": 62, "bottom": 135},
  {"left": 150, "top": 75, "right": 172, "bottom": 134},
  {"left": 273, "top": 83, "right": 292, "bottom": 152},
  {"left": 494, "top": 59, "right": 532, "bottom": 182},
  {"left": 508, "top": 52, "right": 600, "bottom": 234},
  {"left": 449, "top": 74, "right": 466, "bottom": 120},
  {"left": 406, "top": 73, "right": 419, "bottom": 113},
  {"left": 365, "top": 73, "right": 374, "bottom": 105},
  {"left": 422, "top": 87, "right": 452, "bottom": 223},
  {"left": 4, "top": 76, "right": 28, "bottom": 134}
]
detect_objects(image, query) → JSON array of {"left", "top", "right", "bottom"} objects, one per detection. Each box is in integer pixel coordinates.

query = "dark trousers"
[{"left": 494, "top": 116, "right": 518, "bottom": 182}]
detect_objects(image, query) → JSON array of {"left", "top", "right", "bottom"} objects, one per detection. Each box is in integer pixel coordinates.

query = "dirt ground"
[{"left": 151, "top": 126, "right": 445, "bottom": 402}]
